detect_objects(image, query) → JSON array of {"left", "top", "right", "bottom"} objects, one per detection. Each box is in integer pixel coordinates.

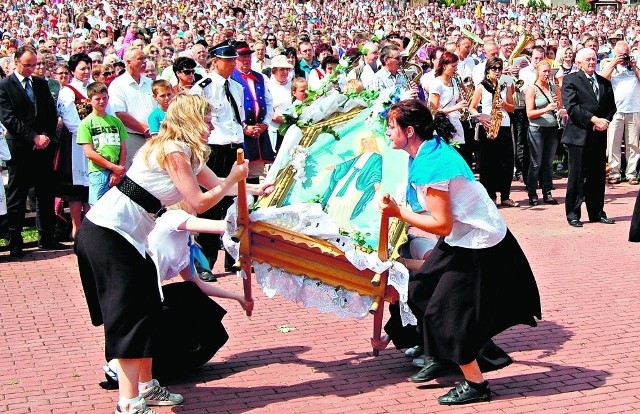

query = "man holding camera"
[{"left": 601, "top": 41, "right": 640, "bottom": 185}]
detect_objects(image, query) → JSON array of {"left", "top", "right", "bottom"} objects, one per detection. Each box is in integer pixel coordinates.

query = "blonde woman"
[
  {"left": 524, "top": 61, "right": 562, "bottom": 206},
  {"left": 75, "top": 94, "right": 270, "bottom": 414}
]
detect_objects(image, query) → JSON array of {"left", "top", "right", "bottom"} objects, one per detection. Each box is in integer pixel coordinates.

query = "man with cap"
[
  {"left": 266, "top": 54, "right": 294, "bottom": 152},
  {"left": 190, "top": 41, "right": 246, "bottom": 277},
  {"left": 231, "top": 40, "right": 275, "bottom": 183}
]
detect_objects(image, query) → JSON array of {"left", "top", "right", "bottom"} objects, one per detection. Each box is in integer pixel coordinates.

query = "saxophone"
[
  {"left": 453, "top": 74, "right": 473, "bottom": 122},
  {"left": 486, "top": 82, "right": 505, "bottom": 140}
]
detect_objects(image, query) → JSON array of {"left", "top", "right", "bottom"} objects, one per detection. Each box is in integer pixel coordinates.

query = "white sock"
[
  {"left": 118, "top": 396, "right": 144, "bottom": 411},
  {"left": 139, "top": 378, "right": 158, "bottom": 393}
]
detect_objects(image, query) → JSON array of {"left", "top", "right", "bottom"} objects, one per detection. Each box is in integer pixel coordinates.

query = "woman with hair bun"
[{"left": 380, "top": 99, "right": 541, "bottom": 406}]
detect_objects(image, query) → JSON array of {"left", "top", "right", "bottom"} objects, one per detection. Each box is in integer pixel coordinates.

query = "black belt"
[
  {"left": 212, "top": 143, "right": 244, "bottom": 149},
  {"left": 116, "top": 175, "right": 166, "bottom": 216}
]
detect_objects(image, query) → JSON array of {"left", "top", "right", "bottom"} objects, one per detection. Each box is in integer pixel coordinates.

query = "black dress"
[{"left": 408, "top": 230, "right": 541, "bottom": 365}]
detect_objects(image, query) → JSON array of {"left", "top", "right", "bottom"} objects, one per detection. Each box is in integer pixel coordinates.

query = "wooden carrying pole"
[
  {"left": 371, "top": 193, "right": 391, "bottom": 356},
  {"left": 234, "top": 149, "right": 252, "bottom": 316}
]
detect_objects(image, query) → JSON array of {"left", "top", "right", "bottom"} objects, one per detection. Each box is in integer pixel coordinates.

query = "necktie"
[
  {"left": 24, "top": 77, "right": 35, "bottom": 104},
  {"left": 224, "top": 80, "right": 241, "bottom": 124},
  {"left": 240, "top": 72, "right": 258, "bottom": 83},
  {"left": 589, "top": 76, "right": 599, "bottom": 100}
]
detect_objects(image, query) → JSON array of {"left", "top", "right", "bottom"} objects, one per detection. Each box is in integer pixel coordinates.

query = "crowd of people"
[{"left": 2, "top": 0, "right": 640, "bottom": 412}]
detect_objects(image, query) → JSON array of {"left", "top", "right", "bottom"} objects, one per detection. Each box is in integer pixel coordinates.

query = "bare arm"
[
  {"left": 165, "top": 152, "right": 248, "bottom": 214},
  {"left": 178, "top": 268, "right": 253, "bottom": 313},
  {"left": 115, "top": 111, "right": 150, "bottom": 137},
  {"left": 379, "top": 187, "right": 453, "bottom": 237}
]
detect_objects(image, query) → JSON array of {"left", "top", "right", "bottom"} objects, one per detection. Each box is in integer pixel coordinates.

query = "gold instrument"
[
  {"left": 508, "top": 26, "right": 535, "bottom": 94},
  {"left": 487, "top": 82, "right": 505, "bottom": 140},
  {"left": 453, "top": 74, "right": 473, "bottom": 122},
  {"left": 400, "top": 31, "right": 431, "bottom": 85}
]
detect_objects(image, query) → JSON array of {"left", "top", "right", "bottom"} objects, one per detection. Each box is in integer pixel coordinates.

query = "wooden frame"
[{"left": 234, "top": 106, "right": 408, "bottom": 353}]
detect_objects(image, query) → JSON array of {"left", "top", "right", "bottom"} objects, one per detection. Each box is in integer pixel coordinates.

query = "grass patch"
[{"left": 0, "top": 227, "right": 38, "bottom": 246}]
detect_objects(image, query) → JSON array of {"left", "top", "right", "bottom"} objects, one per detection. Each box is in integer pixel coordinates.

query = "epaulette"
[{"left": 196, "top": 77, "right": 213, "bottom": 89}]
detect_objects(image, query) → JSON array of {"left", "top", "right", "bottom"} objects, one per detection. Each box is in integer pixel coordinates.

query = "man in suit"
[
  {"left": 0, "top": 45, "right": 64, "bottom": 257},
  {"left": 561, "top": 47, "right": 617, "bottom": 228}
]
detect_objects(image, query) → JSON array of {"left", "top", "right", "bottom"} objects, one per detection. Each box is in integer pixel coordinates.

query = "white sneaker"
[
  {"left": 140, "top": 380, "right": 184, "bottom": 406},
  {"left": 404, "top": 346, "right": 423, "bottom": 358},
  {"left": 115, "top": 399, "right": 158, "bottom": 414}
]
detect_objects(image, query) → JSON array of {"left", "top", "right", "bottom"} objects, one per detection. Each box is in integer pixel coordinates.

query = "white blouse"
[
  {"left": 86, "top": 141, "right": 199, "bottom": 256},
  {"left": 415, "top": 176, "right": 506, "bottom": 249}
]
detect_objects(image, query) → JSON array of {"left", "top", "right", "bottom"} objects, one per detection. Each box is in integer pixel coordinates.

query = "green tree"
[{"left": 577, "top": 0, "right": 592, "bottom": 12}]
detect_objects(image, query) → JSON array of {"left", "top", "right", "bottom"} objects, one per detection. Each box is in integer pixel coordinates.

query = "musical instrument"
[
  {"left": 453, "top": 74, "right": 474, "bottom": 122},
  {"left": 508, "top": 26, "right": 534, "bottom": 95},
  {"left": 486, "top": 82, "right": 506, "bottom": 140},
  {"left": 547, "top": 80, "right": 565, "bottom": 128},
  {"left": 400, "top": 31, "right": 431, "bottom": 85}
]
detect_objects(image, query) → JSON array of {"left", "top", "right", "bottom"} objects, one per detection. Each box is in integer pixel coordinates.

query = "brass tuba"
[
  {"left": 400, "top": 31, "right": 431, "bottom": 84},
  {"left": 508, "top": 26, "right": 535, "bottom": 90}
]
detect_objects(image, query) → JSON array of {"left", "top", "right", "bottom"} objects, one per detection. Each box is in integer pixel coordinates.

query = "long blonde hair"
[{"left": 141, "top": 93, "right": 211, "bottom": 171}]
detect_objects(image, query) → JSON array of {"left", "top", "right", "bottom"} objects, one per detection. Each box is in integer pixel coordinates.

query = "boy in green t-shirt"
[{"left": 76, "top": 82, "right": 128, "bottom": 205}]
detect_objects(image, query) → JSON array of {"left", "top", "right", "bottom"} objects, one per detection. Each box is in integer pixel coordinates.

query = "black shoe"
[
  {"left": 9, "top": 245, "right": 24, "bottom": 258},
  {"left": 198, "top": 271, "right": 218, "bottom": 282},
  {"left": 543, "top": 196, "right": 558, "bottom": 205},
  {"left": 410, "top": 358, "right": 448, "bottom": 383},
  {"left": 438, "top": 380, "right": 491, "bottom": 405},
  {"left": 528, "top": 198, "right": 539, "bottom": 206},
  {"left": 590, "top": 216, "right": 615, "bottom": 224},
  {"left": 38, "top": 240, "right": 70, "bottom": 250},
  {"left": 568, "top": 220, "right": 583, "bottom": 228}
]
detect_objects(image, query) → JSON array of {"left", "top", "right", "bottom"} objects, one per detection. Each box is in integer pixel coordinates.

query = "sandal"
[
  {"left": 608, "top": 176, "right": 621, "bottom": 184},
  {"left": 500, "top": 199, "right": 520, "bottom": 207},
  {"left": 629, "top": 177, "right": 640, "bottom": 185}
]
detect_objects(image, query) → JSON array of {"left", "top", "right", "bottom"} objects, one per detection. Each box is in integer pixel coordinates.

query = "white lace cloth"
[{"left": 224, "top": 202, "right": 416, "bottom": 325}]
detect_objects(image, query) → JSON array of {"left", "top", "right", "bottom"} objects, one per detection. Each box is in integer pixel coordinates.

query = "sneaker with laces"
[
  {"left": 140, "top": 381, "right": 184, "bottom": 406},
  {"left": 115, "top": 399, "right": 159, "bottom": 414}
]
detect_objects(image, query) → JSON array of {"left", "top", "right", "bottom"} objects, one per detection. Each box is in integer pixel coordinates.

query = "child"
[
  {"left": 102, "top": 205, "right": 252, "bottom": 387},
  {"left": 76, "top": 82, "right": 128, "bottom": 206},
  {"left": 291, "top": 77, "right": 308, "bottom": 104},
  {"left": 148, "top": 79, "right": 174, "bottom": 137}
]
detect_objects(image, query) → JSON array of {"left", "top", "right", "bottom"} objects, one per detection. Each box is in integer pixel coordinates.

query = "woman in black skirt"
[
  {"left": 379, "top": 99, "right": 541, "bottom": 406},
  {"left": 75, "top": 94, "right": 269, "bottom": 414}
]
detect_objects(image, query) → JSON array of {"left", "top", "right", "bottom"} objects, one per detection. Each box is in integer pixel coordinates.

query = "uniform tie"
[{"left": 224, "top": 79, "right": 241, "bottom": 123}]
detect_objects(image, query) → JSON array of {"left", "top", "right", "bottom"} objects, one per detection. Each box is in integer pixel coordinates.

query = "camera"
[{"left": 621, "top": 53, "right": 630, "bottom": 62}]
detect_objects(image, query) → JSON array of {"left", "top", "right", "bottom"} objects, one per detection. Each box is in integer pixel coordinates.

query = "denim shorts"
[{"left": 89, "top": 170, "right": 111, "bottom": 206}]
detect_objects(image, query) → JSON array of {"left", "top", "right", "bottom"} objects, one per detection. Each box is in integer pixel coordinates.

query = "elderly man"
[
  {"left": 561, "top": 48, "right": 617, "bottom": 228},
  {"left": 108, "top": 46, "right": 156, "bottom": 168},
  {"left": 190, "top": 41, "right": 246, "bottom": 276},
  {"left": 367, "top": 44, "right": 409, "bottom": 92},
  {"left": 231, "top": 41, "right": 275, "bottom": 183},
  {"left": 600, "top": 41, "right": 640, "bottom": 185},
  {"left": 346, "top": 41, "right": 380, "bottom": 88}
]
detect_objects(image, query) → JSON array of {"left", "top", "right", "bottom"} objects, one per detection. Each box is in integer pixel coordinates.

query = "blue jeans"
[
  {"left": 526, "top": 125, "right": 559, "bottom": 198},
  {"left": 89, "top": 170, "right": 111, "bottom": 206}
]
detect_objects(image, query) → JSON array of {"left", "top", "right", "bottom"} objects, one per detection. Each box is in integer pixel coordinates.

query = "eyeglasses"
[
  {"left": 181, "top": 69, "right": 195, "bottom": 75},
  {"left": 36, "top": 62, "right": 47, "bottom": 66},
  {"left": 55, "top": 71, "right": 69, "bottom": 75},
  {"left": 489, "top": 66, "right": 503, "bottom": 71}
]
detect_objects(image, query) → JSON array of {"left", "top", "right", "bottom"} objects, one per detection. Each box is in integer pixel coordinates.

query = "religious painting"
[{"left": 258, "top": 98, "right": 409, "bottom": 251}]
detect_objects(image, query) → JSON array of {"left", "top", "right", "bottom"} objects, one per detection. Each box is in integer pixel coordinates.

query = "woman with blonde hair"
[
  {"left": 524, "top": 61, "right": 563, "bottom": 206},
  {"left": 75, "top": 94, "right": 271, "bottom": 414}
]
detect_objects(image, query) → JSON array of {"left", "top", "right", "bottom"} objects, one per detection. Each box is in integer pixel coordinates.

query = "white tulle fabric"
[{"left": 224, "top": 202, "right": 417, "bottom": 325}]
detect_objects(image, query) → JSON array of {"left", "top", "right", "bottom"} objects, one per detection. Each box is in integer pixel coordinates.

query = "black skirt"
[
  {"left": 408, "top": 229, "right": 541, "bottom": 365},
  {"left": 75, "top": 219, "right": 161, "bottom": 360},
  {"left": 152, "top": 282, "right": 229, "bottom": 381}
]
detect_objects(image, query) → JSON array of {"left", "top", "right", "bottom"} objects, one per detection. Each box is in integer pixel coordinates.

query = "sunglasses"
[
  {"left": 181, "top": 69, "right": 195, "bottom": 75},
  {"left": 56, "top": 71, "right": 69, "bottom": 75},
  {"left": 489, "top": 66, "right": 503, "bottom": 71},
  {"left": 102, "top": 71, "right": 113, "bottom": 76}
]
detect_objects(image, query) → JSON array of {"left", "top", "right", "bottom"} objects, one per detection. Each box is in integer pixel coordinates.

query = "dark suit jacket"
[
  {"left": 0, "top": 74, "right": 58, "bottom": 156},
  {"left": 561, "top": 70, "right": 616, "bottom": 147}
]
